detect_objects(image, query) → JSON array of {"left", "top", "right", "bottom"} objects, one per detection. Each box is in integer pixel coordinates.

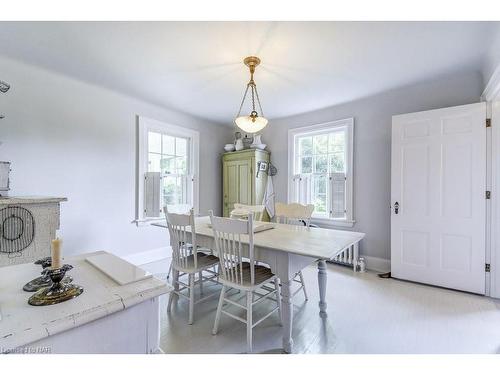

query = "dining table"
[{"left": 153, "top": 216, "right": 365, "bottom": 353}]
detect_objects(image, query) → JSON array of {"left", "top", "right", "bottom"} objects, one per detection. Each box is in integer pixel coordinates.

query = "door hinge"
[
  {"left": 486, "top": 263, "right": 491, "bottom": 272},
  {"left": 486, "top": 191, "right": 491, "bottom": 199},
  {"left": 486, "top": 118, "right": 491, "bottom": 128}
]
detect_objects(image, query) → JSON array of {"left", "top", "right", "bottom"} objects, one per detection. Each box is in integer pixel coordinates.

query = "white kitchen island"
[{"left": 0, "top": 251, "right": 172, "bottom": 354}]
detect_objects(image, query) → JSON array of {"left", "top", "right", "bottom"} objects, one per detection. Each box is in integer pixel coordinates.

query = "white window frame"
[
  {"left": 287, "top": 118, "right": 355, "bottom": 228},
  {"left": 135, "top": 116, "right": 199, "bottom": 225}
]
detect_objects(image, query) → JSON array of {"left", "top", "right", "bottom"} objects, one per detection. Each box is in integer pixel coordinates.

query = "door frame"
[
  {"left": 482, "top": 64, "right": 500, "bottom": 298},
  {"left": 485, "top": 100, "right": 500, "bottom": 298}
]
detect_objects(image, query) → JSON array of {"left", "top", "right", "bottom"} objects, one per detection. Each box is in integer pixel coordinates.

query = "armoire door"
[
  {"left": 223, "top": 159, "right": 252, "bottom": 217},
  {"left": 391, "top": 102, "right": 487, "bottom": 294}
]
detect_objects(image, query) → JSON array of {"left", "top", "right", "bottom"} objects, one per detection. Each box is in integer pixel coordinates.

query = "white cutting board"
[{"left": 86, "top": 252, "right": 152, "bottom": 285}]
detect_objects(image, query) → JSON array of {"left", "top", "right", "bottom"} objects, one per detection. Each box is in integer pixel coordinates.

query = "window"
[
  {"left": 136, "top": 116, "right": 199, "bottom": 224},
  {"left": 288, "top": 118, "right": 354, "bottom": 227}
]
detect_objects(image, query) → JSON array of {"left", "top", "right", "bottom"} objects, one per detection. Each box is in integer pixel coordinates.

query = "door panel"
[
  {"left": 391, "top": 102, "right": 486, "bottom": 294},
  {"left": 238, "top": 162, "right": 251, "bottom": 204},
  {"left": 223, "top": 159, "right": 252, "bottom": 216}
]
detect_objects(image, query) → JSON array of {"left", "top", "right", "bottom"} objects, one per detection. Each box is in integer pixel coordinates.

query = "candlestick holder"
[
  {"left": 28, "top": 264, "right": 84, "bottom": 306},
  {"left": 23, "top": 257, "right": 73, "bottom": 292}
]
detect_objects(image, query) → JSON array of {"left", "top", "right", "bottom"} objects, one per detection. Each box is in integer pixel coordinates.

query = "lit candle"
[{"left": 51, "top": 238, "right": 62, "bottom": 269}]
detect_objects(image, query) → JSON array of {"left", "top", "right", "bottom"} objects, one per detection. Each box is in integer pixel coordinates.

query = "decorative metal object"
[
  {"left": 256, "top": 161, "right": 278, "bottom": 178},
  {"left": 0, "top": 80, "right": 10, "bottom": 93},
  {"left": 0, "top": 206, "right": 35, "bottom": 256},
  {"left": 0, "top": 80, "right": 10, "bottom": 119},
  {"left": 28, "top": 264, "right": 83, "bottom": 306},
  {"left": 234, "top": 56, "right": 268, "bottom": 134},
  {"left": 23, "top": 257, "right": 72, "bottom": 292}
]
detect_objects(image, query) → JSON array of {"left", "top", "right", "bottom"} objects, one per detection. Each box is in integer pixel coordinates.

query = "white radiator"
[{"left": 330, "top": 244, "right": 359, "bottom": 271}]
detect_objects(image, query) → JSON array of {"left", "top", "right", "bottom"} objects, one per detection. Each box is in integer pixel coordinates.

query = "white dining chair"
[
  {"left": 209, "top": 211, "right": 282, "bottom": 353},
  {"left": 165, "top": 207, "right": 220, "bottom": 324},
  {"left": 230, "top": 203, "right": 266, "bottom": 221},
  {"left": 274, "top": 202, "right": 315, "bottom": 302}
]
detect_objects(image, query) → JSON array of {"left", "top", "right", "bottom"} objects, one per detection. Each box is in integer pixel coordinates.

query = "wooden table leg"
[
  {"left": 281, "top": 279, "right": 294, "bottom": 353},
  {"left": 318, "top": 260, "right": 327, "bottom": 317}
]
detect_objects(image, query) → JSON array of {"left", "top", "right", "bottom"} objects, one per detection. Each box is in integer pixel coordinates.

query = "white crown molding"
[{"left": 482, "top": 64, "right": 500, "bottom": 102}]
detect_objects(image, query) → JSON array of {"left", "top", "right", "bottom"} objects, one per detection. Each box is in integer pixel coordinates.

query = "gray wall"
[
  {"left": 0, "top": 56, "right": 230, "bottom": 258},
  {"left": 260, "top": 70, "right": 484, "bottom": 262}
]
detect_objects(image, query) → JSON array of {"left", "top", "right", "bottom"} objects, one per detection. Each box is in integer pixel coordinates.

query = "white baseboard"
[
  {"left": 122, "top": 246, "right": 391, "bottom": 273},
  {"left": 362, "top": 255, "right": 390, "bottom": 273},
  {"left": 123, "top": 246, "right": 170, "bottom": 266}
]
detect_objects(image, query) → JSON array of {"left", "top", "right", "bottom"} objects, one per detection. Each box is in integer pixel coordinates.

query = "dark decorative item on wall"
[
  {"left": 28, "top": 264, "right": 84, "bottom": 306},
  {"left": 0, "top": 206, "right": 35, "bottom": 257}
]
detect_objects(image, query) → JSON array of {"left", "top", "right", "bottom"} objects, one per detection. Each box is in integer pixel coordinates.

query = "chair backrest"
[
  {"left": 274, "top": 202, "right": 315, "bottom": 227},
  {"left": 209, "top": 211, "right": 255, "bottom": 286},
  {"left": 231, "top": 203, "right": 266, "bottom": 221},
  {"left": 164, "top": 207, "right": 198, "bottom": 270}
]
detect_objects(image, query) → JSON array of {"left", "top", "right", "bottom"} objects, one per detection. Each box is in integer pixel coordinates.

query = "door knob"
[{"left": 394, "top": 202, "right": 399, "bottom": 214}]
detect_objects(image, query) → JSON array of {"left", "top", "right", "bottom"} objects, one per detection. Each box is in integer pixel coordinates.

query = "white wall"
[
  {"left": 260, "top": 70, "right": 484, "bottom": 264},
  {"left": 0, "top": 56, "right": 231, "bottom": 259}
]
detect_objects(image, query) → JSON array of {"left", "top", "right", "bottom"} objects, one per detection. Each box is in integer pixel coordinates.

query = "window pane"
[
  {"left": 312, "top": 175, "right": 328, "bottom": 214},
  {"left": 314, "top": 194, "right": 327, "bottom": 214},
  {"left": 328, "top": 131, "right": 345, "bottom": 153},
  {"left": 176, "top": 137, "right": 187, "bottom": 157},
  {"left": 148, "top": 153, "right": 161, "bottom": 172},
  {"left": 299, "top": 136, "right": 313, "bottom": 155},
  {"left": 314, "top": 155, "right": 328, "bottom": 173},
  {"left": 148, "top": 132, "right": 162, "bottom": 154},
  {"left": 163, "top": 176, "right": 181, "bottom": 205},
  {"left": 314, "top": 174, "right": 327, "bottom": 194},
  {"left": 175, "top": 156, "right": 187, "bottom": 174},
  {"left": 313, "top": 134, "right": 328, "bottom": 155},
  {"left": 161, "top": 155, "right": 176, "bottom": 174},
  {"left": 329, "top": 152, "right": 345, "bottom": 173},
  {"left": 300, "top": 156, "right": 312, "bottom": 173},
  {"left": 162, "top": 135, "right": 175, "bottom": 156}
]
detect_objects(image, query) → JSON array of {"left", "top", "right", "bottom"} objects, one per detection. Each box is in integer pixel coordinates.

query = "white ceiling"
[{"left": 0, "top": 22, "right": 497, "bottom": 124}]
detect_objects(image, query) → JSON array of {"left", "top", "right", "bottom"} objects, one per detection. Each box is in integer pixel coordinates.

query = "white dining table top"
[{"left": 153, "top": 216, "right": 365, "bottom": 260}]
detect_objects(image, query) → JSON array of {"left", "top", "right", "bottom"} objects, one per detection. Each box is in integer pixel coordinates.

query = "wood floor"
[{"left": 141, "top": 259, "right": 500, "bottom": 354}]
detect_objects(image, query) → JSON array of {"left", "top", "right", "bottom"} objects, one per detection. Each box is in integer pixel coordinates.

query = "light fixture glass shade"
[{"left": 234, "top": 115, "right": 268, "bottom": 134}]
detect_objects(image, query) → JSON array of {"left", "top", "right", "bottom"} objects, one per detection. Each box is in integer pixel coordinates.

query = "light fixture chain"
[
  {"left": 251, "top": 83, "right": 256, "bottom": 112},
  {"left": 236, "top": 84, "right": 250, "bottom": 117},
  {"left": 254, "top": 85, "right": 265, "bottom": 117}
]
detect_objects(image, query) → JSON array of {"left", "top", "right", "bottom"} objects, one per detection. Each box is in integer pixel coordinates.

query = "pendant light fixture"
[{"left": 234, "top": 56, "right": 268, "bottom": 133}]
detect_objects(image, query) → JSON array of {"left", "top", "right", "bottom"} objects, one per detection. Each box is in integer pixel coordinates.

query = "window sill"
[
  {"left": 131, "top": 217, "right": 165, "bottom": 227},
  {"left": 311, "top": 217, "right": 356, "bottom": 229}
]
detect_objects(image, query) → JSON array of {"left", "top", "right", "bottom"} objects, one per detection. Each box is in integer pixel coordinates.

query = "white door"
[{"left": 391, "top": 102, "right": 487, "bottom": 294}]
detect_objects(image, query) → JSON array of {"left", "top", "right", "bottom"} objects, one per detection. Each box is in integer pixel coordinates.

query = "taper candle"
[{"left": 51, "top": 238, "right": 62, "bottom": 269}]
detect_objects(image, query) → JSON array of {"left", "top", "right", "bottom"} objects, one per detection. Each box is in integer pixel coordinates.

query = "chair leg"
[
  {"left": 167, "top": 269, "right": 179, "bottom": 312},
  {"left": 246, "top": 291, "right": 253, "bottom": 353},
  {"left": 166, "top": 262, "right": 172, "bottom": 280},
  {"left": 274, "top": 278, "right": 283, "bottom": 326},
  {"left": 188, "top": 273, "right": 195, "bottom": 325},
  {"left": 199, "top": 271, "right": 203, "bottom": 295},
  {"left": 298, "top": 271, "right": 308, "bottom": 301},
  {"left": 212, "top": 286, "right": 226, "bottom": 335}
]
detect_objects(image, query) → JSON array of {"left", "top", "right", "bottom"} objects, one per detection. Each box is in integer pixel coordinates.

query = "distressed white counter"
[{"left": 0, "top": 251, "right": 172, "bottom": 354}]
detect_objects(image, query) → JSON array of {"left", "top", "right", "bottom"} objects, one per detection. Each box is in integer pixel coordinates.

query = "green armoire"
[{"left": 222, "top": 149, "right": 270, "bottom": 218}]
